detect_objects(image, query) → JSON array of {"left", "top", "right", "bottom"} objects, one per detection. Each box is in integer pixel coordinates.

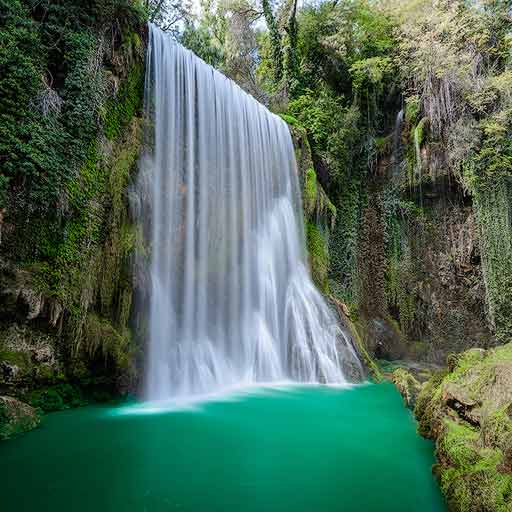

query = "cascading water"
[{"left": 136, "top": 24, "right": 363, "bottom": 400}]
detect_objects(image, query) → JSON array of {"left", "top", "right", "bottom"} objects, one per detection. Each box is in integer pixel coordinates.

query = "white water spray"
[{"left": 136, "top": 24, "right": 362, "bottom": 400}]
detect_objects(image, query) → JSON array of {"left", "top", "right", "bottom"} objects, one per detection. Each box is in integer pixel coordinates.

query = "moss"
[
  {"left": 348, "top": 317, "right": 383, "bottom": 382},
  {"left": 103, "top": 63, "right": 144, "bottom": 140},
  {"left": 415, "top": 344, "right": 512, "bottom": 510},
  {"left": 0, "top": 349, "right": 31, "bottom": 370},
  {"left": 415, "top": 369, "right": 449, "bottom": 438},
  {"left": 83, "top": 312, "right": 135, "bottom": 374},
  {"left": 306, "top": 222, "right": 330, "bottom": 294},
  {"left": 414, "top": 117, "right": 428, "bottom": 148},
  {"left": 481, "top": 407, "right": 512, "bottom": 451},
  {"left": 304, "top": 168, "right": 318, "bottom": 216},
  {"left": 438, "top": 420, "right": 512, "bottom": 512},
  {"left": 391, "top": 368, "right": 421, "bottom": 409}
]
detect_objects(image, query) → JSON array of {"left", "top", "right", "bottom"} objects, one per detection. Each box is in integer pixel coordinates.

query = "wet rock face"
[
  {"left": 368, "top": 318, "right": 405, "bottom": 360},
  {"left": 0, "top": 396, "right": 41, "bottom": 440},
  {"left": 397, "top": 204, "right": 491, "bottom": 362},
  {"left": 414, "top": 344, "right": 512, "bottom": 511}
]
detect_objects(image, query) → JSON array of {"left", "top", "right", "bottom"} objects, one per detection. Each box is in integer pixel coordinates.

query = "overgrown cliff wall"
[{"left": 0, "top": 0, "right": 146, "bottom": 411}]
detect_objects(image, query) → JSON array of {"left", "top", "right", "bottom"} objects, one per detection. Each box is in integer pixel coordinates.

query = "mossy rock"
[
  {"left": 415, "top": 343, "right": 512, "bottom": 511},
  {"left": 0, "top": 396, "right": 41, "bottom": 440},
  {"left": 391, "top": 368, "right": 421, "bottom": 409}
]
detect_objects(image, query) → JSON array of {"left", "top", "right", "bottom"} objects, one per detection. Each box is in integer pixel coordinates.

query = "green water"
[{"left": 0, "top": 383, "right": 445, "bottom": 511}]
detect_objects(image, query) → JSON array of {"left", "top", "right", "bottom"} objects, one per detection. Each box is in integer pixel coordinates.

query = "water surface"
[{"left": 0, "top": 383, "right": 446, "bottom": 511}]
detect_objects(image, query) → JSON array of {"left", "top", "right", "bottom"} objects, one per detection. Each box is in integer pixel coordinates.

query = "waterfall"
[
  {"left": 135, "top": 24, "right": 363, "bottom": 401},
  {"left": 392, "top": 109, "right": 404, "bottom": 177}
]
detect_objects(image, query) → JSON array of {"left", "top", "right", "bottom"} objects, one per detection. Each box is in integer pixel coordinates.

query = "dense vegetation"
[{"left": 0, "top": 0, "right": 147, "bottom": 410}]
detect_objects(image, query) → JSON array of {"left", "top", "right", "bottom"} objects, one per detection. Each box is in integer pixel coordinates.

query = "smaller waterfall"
[
  {"left": 392, "top": 109, "right": 404, "bottom": 177},
  {"left": 134, "top": 24, "right": 363, "bottom": 400}
]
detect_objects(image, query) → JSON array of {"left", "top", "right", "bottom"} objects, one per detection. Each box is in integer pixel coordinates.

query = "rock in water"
[{"left": 0, "top": 396, "right": 41, "bottom": 440}]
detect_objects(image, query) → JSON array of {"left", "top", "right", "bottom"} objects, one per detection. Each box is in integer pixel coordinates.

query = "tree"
[{"left": 144, "top": 0, "right": 192, "bottom": 32}]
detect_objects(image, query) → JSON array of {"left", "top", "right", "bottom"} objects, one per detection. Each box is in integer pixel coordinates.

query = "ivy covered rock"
[
  {"left": 0, "top": 0, "right": 146, "bottom": 404},
  {"left": 415, "top": 344, "right": 512, "bottom": 511},
  {"left": 0, "top": 396, "right": 41, "bottom": 440}
]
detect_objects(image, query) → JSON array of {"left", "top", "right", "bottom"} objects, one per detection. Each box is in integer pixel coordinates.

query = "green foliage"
[
  {"left": 0, "top": 0, "right": 144, "bottom": 214},
  {"left": 328, "top": 174, "right": 364, "bottom": 303},
  {"left": 29, "top": 383, "right": 85, "bottom": 412},
  {"left": 104, "top": 63, "right": 144, "bottom": 140},
  {"left": 0, "top": 401, "right": 8, "bottom": 430},
  {"left": 277, "top": 0, "right": 399, "bottom": 305},
  {"left": 180, "top": 22, "right": 224, "bottom": 67},
  {"left": 405, "top": 95, "right": 420, "bottom": 125},
  {"left": 279, "top": 113, "right": 299, "bottom": 126},
  {"left": 289, "top": 89, "right": 362, "bottom": 192},
  {"left": 464, "top": 154, "right": 512, "bottom": 341},
  {"left": 289, "top": 89, "right": 344, "bottom": 152},
  {"left": 350, "top": 56, "right": 395, "bottom": 124},
  {"left": 262, "top": 0, "right": 283, "bottom": 84},
  {"left": 293, "top": 0, "right": 396, "bottom": 94},
  {"left": 31, "top": 388, "right": 64, "bottom": 412},
  {"left": 0, "top": 397, "right": 41, "bottom": 440}
]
